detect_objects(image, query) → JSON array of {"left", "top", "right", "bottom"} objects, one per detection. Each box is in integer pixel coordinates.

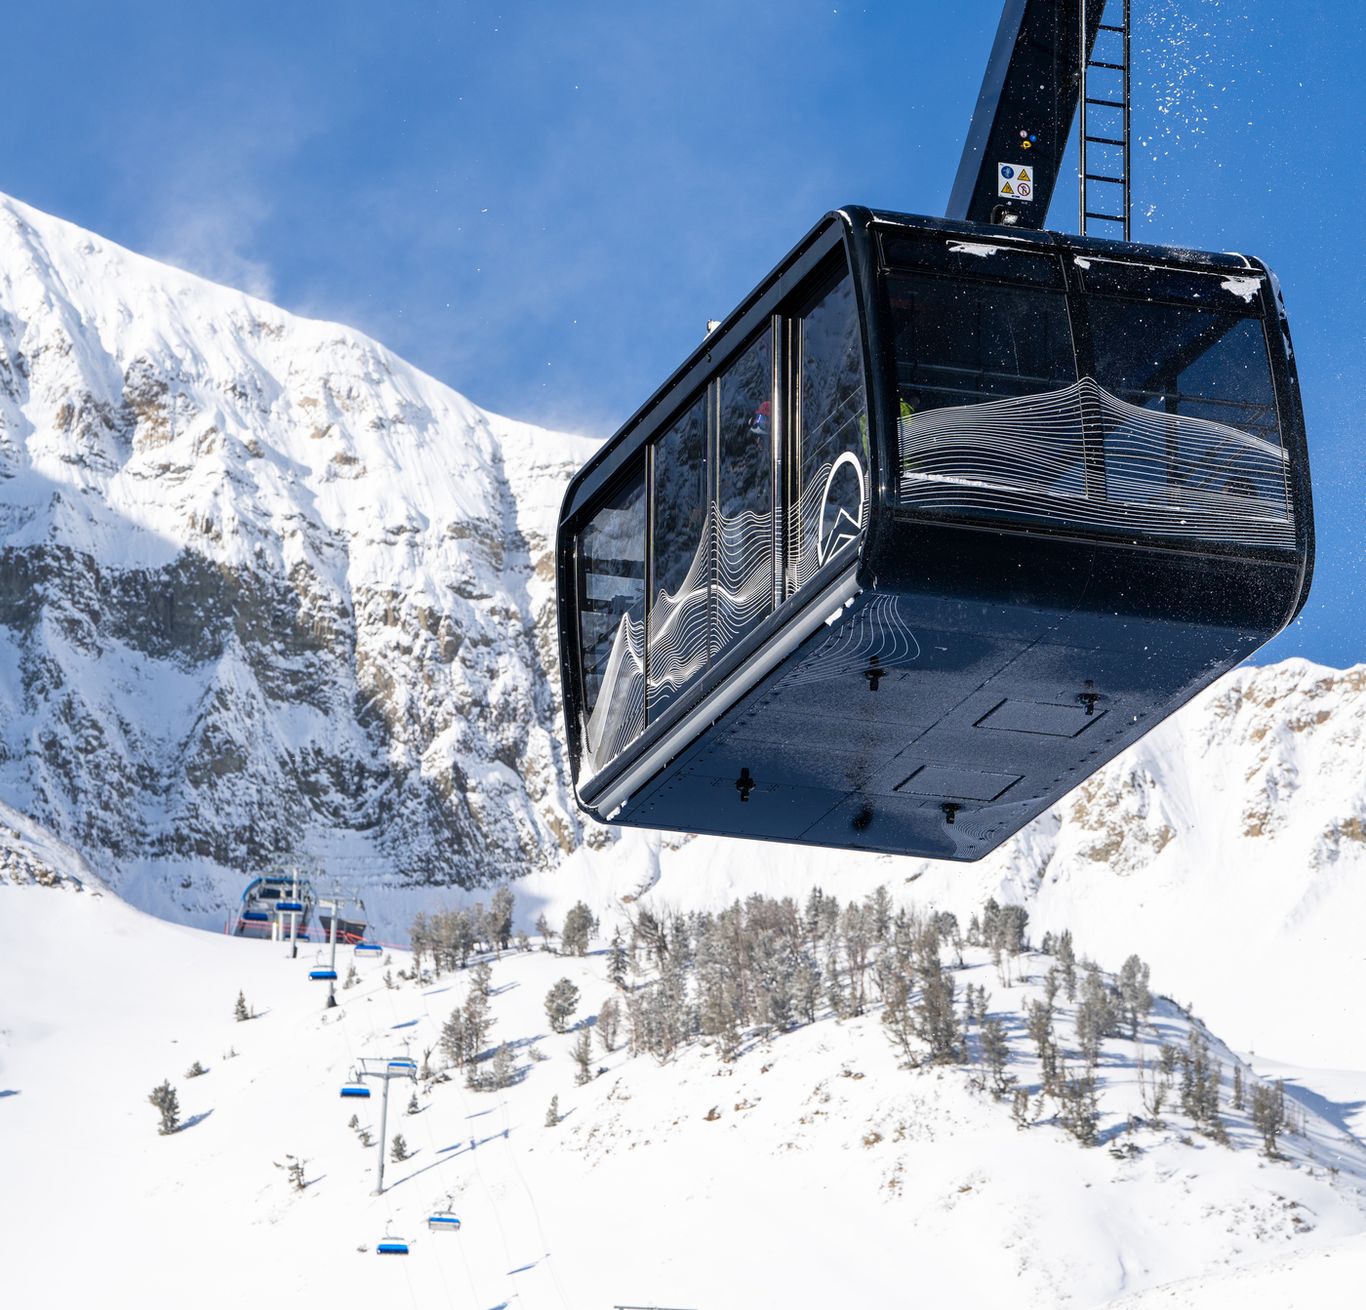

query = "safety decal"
[{"left": 997, "top": 163, "right": 1033, "bottom": 199}]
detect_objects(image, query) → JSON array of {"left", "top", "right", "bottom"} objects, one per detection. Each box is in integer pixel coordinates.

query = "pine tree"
[
  {"left": 535, "top": 912, "right": 555, "bottom": 951},
  {"left": 1233, "top": 1062, "right": 1245, "bottom": 1111},
  {"left": 148, "top": 1080, "right": 180, "bottom": 1135},
  {"left": 463, "top": 968, "right": 494, "bottom": 1063},
  {"left": 1055, "top": 930, "right": 1077, "bottom": 1001},
  {"left": 440, "top": 1007, "right": 469, "bottom": 1068},
  {"left": 1057, "top": 1064, "right": 1100, "bottom": 1146},
  {"left": 794, "top": 950, "right": 821, "bottom": 1025},
  {"left": 489, "top": 886, "right": 516, "bottom": 954},
  {"left": 343, "top": 962, "right": 358, "bottom": 990},
  {"left": 545, "top": 1094, "right": 560, "bottom": 1127},
  {"left": 482, "top": 1041, "right": 513, "bottom": 1091},
  {"left": 1075, "top": 965, "right": 1113, "bottom": 1068},
  {"left": 608, "top": 930, "right": 628, "bottom": 989},
  {"left": 1118, "top": 954, "right": 1153, "bottom": 1038},
  {"left": 358, "top": 1128, "right": 374, "bottom": 1147},
  {"left": 911, "top": 932, "right": 960, "bottom": 1064},
  {"left": 407, "top": 1092, "right": 420, "bottom": 1115},
  {"left": 980, "top": 1016, "right": 1014, "bottom": 1097},
  {"left": 1250, "top": 1079, "right": 1286, "bottom": 1157},
  {"left": 545, "top": 978, "right": 580, "bottom": 1033},
  {"left": 562, "top": 901, "right": 594, "bottom": 957},
  {"left": 571, "top": 1028, "right": 593, "bottom": 1085},
  {"left": 348, "top": 1113, "right": 360, "bottom": 1131},
  {"left": 390, "top": 1134, "right": 411, "bottom": 1162},
  {"left": 597, "top": 996, "right": 621, "bottom": 1052},
  {"left": 185, "top": 1060, "right": 207, "bottom": 1079},
  {"left": 234, "top": 990, "right": 251, "bottom": 1022}
]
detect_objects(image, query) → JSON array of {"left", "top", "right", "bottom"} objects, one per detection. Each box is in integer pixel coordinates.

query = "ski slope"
[{"left": 6, "top": 861, "right": 1366, "bottom": 1310}]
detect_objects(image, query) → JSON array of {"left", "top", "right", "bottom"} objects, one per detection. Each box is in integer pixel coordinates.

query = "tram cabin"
[{"left": 555, "top": 207, "right": 1312, "bottom": 862}]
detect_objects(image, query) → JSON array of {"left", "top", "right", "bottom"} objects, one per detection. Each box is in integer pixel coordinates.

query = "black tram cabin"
[{"left": 555, "top": 207, "right": 1312, "bottom": 861}]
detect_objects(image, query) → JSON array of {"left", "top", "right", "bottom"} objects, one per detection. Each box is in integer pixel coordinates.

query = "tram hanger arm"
[{"left": 947, "top": 0, "right": 1107, "bottom": 229}]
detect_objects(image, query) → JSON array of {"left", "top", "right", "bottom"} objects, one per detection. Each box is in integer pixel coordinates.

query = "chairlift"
[
  {"left": 278, "top": 900, "right": 305, "bottom": 914},
  {"left": 240, "top": 910, "right": 269, "bottom": 923},
  {"left": 376, "top": 1239, "right": 409, "bottom": 1256},
  {"left": 427, "top": 1214, "right": 461, "bottom": 1232},
  {"left": 387, "top": 1059, "right": 418, "bottom": 1073},
  {"left": 355, "top": 941, "right": 383, "bottom": 955},
  {"left": 309, "top": 967, "right": 339, "bottom": 982},
  {"left": 339, "top": 1083, "right": 371, "bottom": 1099}
]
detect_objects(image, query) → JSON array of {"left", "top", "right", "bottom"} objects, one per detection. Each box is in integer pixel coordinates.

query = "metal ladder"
[{"left": 1079, "top": 0, "right": 1131, "bottom": 239}]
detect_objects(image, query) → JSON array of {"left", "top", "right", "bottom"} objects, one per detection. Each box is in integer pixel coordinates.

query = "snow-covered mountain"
[
  {"left": 0, "top": 193, "right": 594, "bottom": 915},
  {"left": 2, "top": 193, "right": 1364, "bottom": 1068}
]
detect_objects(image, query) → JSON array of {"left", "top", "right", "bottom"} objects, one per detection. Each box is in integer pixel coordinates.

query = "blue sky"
[{"left": 3, "top": 0, "right": 1361, "bottom": 664}]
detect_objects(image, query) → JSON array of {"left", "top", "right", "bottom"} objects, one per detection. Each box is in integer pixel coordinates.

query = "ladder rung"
[
  {"left": 1098, "top": 23, "right": 1125, "bottom": 32},
  {"left": 1088, "top": 60, "right": 1127, "bottom": 71},
  {"left": 1084, "top": 172, "right": 1126, "bottom": 184},
  {"left": 1085, "top": 135, "right": 1126, "bottom": 147},
  {"left": 1086, "top": 97, "right": 1126, "bottom": 109},
  {"left": 1084, "top": 211, "right": 1126, "bottom": 223}
]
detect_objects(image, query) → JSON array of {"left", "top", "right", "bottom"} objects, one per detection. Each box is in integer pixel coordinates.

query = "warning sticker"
[{"left": 998, "top": 163, "right": 1034, "bottom": 200}]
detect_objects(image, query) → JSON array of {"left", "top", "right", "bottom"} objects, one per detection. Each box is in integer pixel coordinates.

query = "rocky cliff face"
[{"left": 0, "top": 194, "right": 595, "bottom": 917}]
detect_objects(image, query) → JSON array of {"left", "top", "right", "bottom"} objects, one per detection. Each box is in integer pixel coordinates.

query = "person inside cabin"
[{"left": 749, "top": 399, "right": 771, "bottom": 438}]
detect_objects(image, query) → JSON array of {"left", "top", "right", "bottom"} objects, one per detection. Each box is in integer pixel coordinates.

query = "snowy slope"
[{"left": 5, "top": 856, "right": 1366, "bottom": 1310}]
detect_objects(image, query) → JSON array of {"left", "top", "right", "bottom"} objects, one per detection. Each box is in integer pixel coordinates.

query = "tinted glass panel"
[
  {"left": 1086, "top": 296, "right": 1291, "bottom": 547},
  {"left": 890, "top": 273, "right": 1075, "bottom": 412},
  {"left": 892, "top": 274, "right": 1084, "bottom": 514},
  {"left": 713, "top": 332, "right": 774, "bottom": 656},
  {"left": 577, "top": 471, "right": 646, "bottom": 774},
  {"left": 792, "top": 271, "right": 867, "bottom": 592},
  {"left": 1087, "top": 301, "right": 1279, "bottom": 443},
  {"left": 648, "top": 398, "right": 710, "bottom": 719}
]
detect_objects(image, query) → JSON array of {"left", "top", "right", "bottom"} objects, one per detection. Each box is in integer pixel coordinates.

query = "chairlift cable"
[
  {"left": 396, "top": 946, "right": 523, "bottom": 1307},
  {"left": 497, "top": 1090, "right": 573, "bottom": 1310},
  {"left": 414, "top": 955, "right": 532, "bottom": 1307}
]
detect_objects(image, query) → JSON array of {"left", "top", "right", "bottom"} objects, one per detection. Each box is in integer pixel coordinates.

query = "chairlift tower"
[
  {"left": 312, "top": 892, "right": 364, "bottom": 1008},
  {"left": 350, "top": 1056, "right": 418, "bottom": 1195}
]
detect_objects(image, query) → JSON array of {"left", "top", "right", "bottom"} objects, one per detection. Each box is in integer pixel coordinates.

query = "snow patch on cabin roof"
[{"left": 1219, "top": 274, "right": 1263, "bottom": 304}]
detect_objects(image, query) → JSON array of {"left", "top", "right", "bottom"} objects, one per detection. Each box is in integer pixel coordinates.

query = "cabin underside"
[{"left": 618, "top": 521, "right": 1299, "bottom": 860}]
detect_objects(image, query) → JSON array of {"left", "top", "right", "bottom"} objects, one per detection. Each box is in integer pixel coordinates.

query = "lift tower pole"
[
  {"left": 947, "top": 0, "right": 1112, "bottom": 230},
  {"left": 353, "top": 1057, "right": 417, "bottom": 1195}
]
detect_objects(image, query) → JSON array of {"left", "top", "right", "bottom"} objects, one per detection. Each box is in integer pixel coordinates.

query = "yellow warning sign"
[
  {"left": 1001, "top": 181, "right": 1014, "bottom": 195},
  {"left": 1017, "top": 167, "right": 1032, "bottom": 183}
]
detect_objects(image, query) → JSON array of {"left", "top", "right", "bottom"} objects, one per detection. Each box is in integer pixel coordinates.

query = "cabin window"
[
  {"left": 713, "top": 331, "right": 775, "bottom": 656},
  {"left": 791, "top": 271, "right": 867, "bottom": 593},
  {"left": 577, "top": 469, "right": 647, "bottom": 773},
  {"left": 1086, "top": 294, "right": 1292, "bottom": 546},
  {"left": 891, "top": 271, "right": 1080, "bottom": 510},
  {"left": 648, "top": 398, "right": 710, "bottom": 718}
]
